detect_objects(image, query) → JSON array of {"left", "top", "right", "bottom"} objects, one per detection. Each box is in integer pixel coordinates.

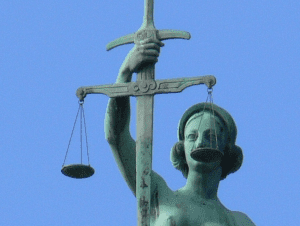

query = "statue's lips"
[{"left": 190, "top": 148, "right": 223, "bottom": 163}]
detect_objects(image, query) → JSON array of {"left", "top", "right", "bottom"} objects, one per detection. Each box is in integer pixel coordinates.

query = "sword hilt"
[
  {"left": 106, "top": 29, "right": 191, "bottom": 82},
  {"left": 106, "top": 29, "right": 191, "bottom": 51}
]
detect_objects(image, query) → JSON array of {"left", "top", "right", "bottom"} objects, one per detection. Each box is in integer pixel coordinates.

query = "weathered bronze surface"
[
  {"left": 74, "top": 0, "right": 256, "bottom": 225},
  {"left": 77, "top": 0, "right": 214, "bottom": 225}
]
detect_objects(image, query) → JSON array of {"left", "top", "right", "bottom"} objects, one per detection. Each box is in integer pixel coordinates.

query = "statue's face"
[{"left": 183, "top": 112, "right": 228, "bottom": 170}]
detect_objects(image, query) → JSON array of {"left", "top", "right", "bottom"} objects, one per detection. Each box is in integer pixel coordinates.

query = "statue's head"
[{"left": 170, "top": 103, "right": 243, "bottom": 181}]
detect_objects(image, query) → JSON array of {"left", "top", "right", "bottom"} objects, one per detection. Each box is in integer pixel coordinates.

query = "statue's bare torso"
[{"left": 150, "top": 172, "right": 237, "bottom": 226}]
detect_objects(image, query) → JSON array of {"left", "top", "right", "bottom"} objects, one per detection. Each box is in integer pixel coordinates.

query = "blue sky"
[{"left": 1, "top": 1, "right": 300, "bottom": 225}]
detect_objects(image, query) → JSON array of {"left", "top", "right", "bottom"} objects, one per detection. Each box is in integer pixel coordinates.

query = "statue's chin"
[{"left": 191, "top": 148, "right": 223, "bottom": 163}]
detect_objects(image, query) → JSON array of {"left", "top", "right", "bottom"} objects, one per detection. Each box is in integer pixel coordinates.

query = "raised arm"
[
  {"left": 105, "top": 66, "right": 136, "bottom": 194},
  {"left": 104, "top": 39, "right": 164, "bottom": 196}
]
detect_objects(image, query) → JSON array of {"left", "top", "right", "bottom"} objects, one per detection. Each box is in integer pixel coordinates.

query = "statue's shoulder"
[
  {"left": 151, "top": 170, "right": 173, "bottom": 198},
  {"left": 231, "top": 211, "right": 256, "bottom": 226}
]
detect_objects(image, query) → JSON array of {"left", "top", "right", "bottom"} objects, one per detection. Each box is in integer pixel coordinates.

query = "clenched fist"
[{"left": 123, "top": 39, "right": 165, "bottom": 74}]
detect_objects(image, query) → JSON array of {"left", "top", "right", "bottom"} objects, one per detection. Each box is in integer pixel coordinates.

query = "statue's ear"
[
  {"left": 170, "top": 141, "right": 186, "bottom": 164},
  {"left": 170, "top": 141, "right": 188, "bottom": 179},
  {"left": 175, "top": 141, "right": 185, "bottom": 158},
  {"left": 175, "top": 141, "right": 184, "bottom": 154}
]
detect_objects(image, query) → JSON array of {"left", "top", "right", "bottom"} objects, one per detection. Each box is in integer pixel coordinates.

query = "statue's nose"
[{"left": 195, "top": 136, "right": 208, "bottom": 149}]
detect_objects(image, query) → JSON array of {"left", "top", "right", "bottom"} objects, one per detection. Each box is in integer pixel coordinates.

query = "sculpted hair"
[{"left": 170, "top": 103, "right": 243, "bottom": 181}]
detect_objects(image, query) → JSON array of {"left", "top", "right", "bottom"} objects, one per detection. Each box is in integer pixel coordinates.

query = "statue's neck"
[{"left": 182, "top": 166, "right": 222, "bottom": 201}]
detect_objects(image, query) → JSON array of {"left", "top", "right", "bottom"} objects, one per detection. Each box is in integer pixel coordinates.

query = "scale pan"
[
  {"left": 191, "top": 148, "right": 223, "bottom": 163},
  {"left": 61, "top": 164, "right": 95, "bottom": 179}
]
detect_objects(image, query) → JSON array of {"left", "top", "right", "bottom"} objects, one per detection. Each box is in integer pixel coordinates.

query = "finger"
[
  {"left": 141, "top": 56, "right": 159, "bottom": 64},
  {"left": 141, "top": 49, "right": 159, "bottom": 57},
  {"left": 140, "top": 38, "right": 153, "bottom": 44},
  {"left": 140, "top": 38, "right": 165, "bottom": 47},
  {"left": 151, "top": 39, "right": 164, "bottom": 47},
  {"left": 137, "top": 45, "right": 158, "bottom": 55},
  {"left": 158, "top": 40, "right": 165, "bottom": 47},
  {"left": 141, "top": 43, "right": 162, "bottom": 52}
]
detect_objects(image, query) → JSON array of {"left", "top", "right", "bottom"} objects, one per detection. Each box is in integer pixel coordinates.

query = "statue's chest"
[{"left": 151, "top": 191, "right": 235, "bottom": 226}]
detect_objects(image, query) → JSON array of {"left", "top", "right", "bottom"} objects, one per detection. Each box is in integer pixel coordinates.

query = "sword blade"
[
  {"left": 143, "top": 0, "right": 154, "bottom": 28},
  {"left": 136, "top": 94, "right": 153, "bottom": 226},
  {"left": 136, "top": 63, "right": 155, "bottom": 226}
]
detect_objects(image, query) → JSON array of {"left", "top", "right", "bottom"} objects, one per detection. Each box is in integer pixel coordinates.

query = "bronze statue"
[{"left": 104, "top": 39, "right": 256, "bottom": 226}]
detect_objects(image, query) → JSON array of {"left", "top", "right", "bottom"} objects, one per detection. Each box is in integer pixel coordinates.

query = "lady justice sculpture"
[
  {"left": 59, "top": 1, "right": 257, "bottom": 225},
  {"left": 104, "top": 39, "right": 256, "bottom": 226}
]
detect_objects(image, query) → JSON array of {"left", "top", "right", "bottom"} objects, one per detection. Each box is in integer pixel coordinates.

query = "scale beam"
[{"left": 76, "top": 75, "right": 216, "bottom": 101}]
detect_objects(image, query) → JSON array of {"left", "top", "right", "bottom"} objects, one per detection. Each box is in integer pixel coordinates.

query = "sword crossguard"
[{"left": 106, "top": 29, "right": 191, "bottom": 51}]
